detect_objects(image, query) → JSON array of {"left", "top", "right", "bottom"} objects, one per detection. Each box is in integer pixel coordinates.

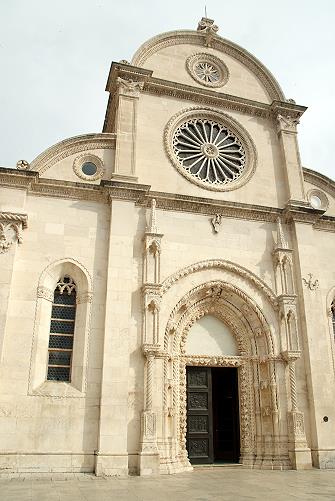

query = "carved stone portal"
[{"left": 157, "top": 280, "right": 294, "bottom": 473}]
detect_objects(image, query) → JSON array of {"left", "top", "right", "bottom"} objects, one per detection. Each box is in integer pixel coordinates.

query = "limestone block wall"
[
  {"left": 0, "top": 188, "right": 110, "bottom": 472},
  {"left": 292, "top": 223, "right": 335, "bottom": 468},
  {"left": 135, "top": 94, "right": 287, "bottom": 207}
]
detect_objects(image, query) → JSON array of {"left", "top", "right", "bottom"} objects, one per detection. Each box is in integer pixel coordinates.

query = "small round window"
[
  {"left": 82, "top": 162, "right": 97, "bottom": 176},
  {"left": 73, "top": 154, "right": 104, "bottom": 181},
  {"left": 186, "top": 53, "right": 229, "bottom": 88},
  {"left": 307, "top": 189, "right": 329, "bottom": 211}
]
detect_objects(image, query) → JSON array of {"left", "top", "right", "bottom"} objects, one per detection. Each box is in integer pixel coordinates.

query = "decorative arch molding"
[
  {"left": 160, "top": 259, "right": 278, "bottom": 309},
  {"left": 30, "top": 133, "right": 116, "bottom": 175},
  {"left": 131, "top": 30, "right": 285, "bottom": 102},
  {"left": 38, "top": 257, "right": 93, "bottom": 296},
  {"left": 158, "top": 279, "right": 291, "bottom": 472},
  {"left": 29, "top": 258, "right": 93, "bottom": 398}
]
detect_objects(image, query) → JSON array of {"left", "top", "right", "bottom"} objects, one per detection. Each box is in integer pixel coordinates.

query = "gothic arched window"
[
  {"left": 332, "top": 300, "right": 335, "bottom": 338},
  {"left": 47, "top": 276, "right": 77, "bottom": 382}
]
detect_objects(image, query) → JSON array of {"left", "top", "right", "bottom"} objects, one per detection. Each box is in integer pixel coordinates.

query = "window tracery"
[
  {"left": 186, "top": 53, "right": 229, "bottom": 88},
  {"left": 47, "top": 276, "right": 77, "bottom": 382},
  {"left": 173, "top": 118, "right": 246, "bottom": 186}
]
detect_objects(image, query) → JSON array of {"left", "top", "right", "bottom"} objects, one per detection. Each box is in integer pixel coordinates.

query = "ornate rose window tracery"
[
  {"left": 164, "top": 108, "right": 257, "bottom": 191},
  {"left": 186, "top": 53, "right": 229, "bottom": 88},
  {"left": 173, "top": 119, "right": 246, "bottom": 186}
]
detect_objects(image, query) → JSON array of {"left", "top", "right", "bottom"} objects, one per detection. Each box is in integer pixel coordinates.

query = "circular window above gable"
[
  {"left": 307, "top": 189, "right": 329, "bottom": 211},
  {"left": 186, "top": 53, "right": 229, "bottom": 88},
  {"left": 164, "top": 108, "right": 257, "bottom": 191},
  {"left": 73, "top": 154, "right": 104, "bottom": 181}
]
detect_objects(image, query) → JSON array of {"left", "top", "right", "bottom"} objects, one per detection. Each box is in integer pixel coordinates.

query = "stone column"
[
  {"left": 282, "top": 350, "right": 312, "bottom": 469},
  {"left": 139, "top": 344, "right": 160, "bottom": 475},
  {"left": 95, "top": 200, "right": 135, "bottom": 476}
]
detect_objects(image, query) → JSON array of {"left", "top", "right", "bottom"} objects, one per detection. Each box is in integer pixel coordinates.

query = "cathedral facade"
[{"left": 1, "top": 18, "right": 335, "bottom": 476}]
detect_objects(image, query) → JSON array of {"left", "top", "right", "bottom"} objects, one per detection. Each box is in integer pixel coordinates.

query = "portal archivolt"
[{"left": 160, "top": 280, "right": 291, "bottom": 470}]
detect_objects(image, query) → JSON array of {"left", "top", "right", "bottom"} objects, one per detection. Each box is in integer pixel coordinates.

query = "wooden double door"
[{"left": 186, "top": 366, "right": 240, "bottom": 464}]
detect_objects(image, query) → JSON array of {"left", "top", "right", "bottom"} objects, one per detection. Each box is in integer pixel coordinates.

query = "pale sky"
[{"left": 1, "top": 0, "right": 334, "bottom": 180}]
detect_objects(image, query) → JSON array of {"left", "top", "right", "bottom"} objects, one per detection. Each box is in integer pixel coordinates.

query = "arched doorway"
[
  {"left": 185, "top": 315, "right": 240, "bottom": 464},
  {"left": 160, "top": 280, "right": 291, "bottom": 472}
]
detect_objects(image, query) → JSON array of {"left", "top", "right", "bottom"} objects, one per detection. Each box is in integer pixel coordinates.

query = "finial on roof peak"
[{"left": 197, "top": 17, "right": 219, "bottom": 34}]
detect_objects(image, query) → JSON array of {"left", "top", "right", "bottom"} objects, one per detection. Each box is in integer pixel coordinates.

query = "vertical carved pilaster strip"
[
  {"left": 288, "top": 361, "right": 298, "bottom": 412},
  {"left": 146, "top": 354, "right": 154, "bottom": 411}
]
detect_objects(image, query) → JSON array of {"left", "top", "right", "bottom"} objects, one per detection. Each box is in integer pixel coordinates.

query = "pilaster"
[
  {"left": 139, "top": 199, "right": 164, "bottom": 475},
  {"left": 95, "top": 200, "right": 135, "bottom": 476},
  {"left": 0, "top": 212, "right": 28, "bottom": 361},
  {"left": 103, "top": 63, "right": 152, "bottom": 181},
  {"left": 272, "top": 102, "right": 307, "bottom": 203}
]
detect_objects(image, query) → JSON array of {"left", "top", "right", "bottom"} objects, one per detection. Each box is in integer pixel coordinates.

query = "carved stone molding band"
[{"left": 0, "top": 212, "right": 27, "bottom": 254}]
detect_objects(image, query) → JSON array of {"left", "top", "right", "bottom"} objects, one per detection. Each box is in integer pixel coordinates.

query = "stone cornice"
[
  {"left": 30, "top": 133, "right": 116, "bottom": 175},
  {"left": 32, "top": 177, "right": 105, "bottom": 202},
  {"left": 314, "top": 216, "right": 335, "bottom": 233},
  {"left": 1, "top": 171, "right": 335, "bottom": 230},
  {"left": 0, "top": 167, "right": 105, "bottom": 203},
  {"left": 103, "top": 63, "right": 307, "bottom": 131},
  {"left": 102, "top": 179, "right": 151, "bottom": 204},
  {"left": 141, "top": 190, "right": 281, "bottom": 222},
  {"left": 145, "top": 77, "right": 272, "bottom": 118},
  {"left": 283, "top": 200, "right": 326, "bottom": 224},
  {"left": 0, "top": 168, "right": 38, "bottom": 189}
]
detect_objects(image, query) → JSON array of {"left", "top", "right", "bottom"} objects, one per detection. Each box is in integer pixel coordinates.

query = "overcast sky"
[{"left": 1, "top": 0, "right": 334, "bottom": 180}]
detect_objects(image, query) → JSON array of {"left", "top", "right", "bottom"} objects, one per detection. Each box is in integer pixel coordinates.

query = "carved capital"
[
  {"left": 117, "top": 77, "right": 144, "bottom": 97},
  {"left": 142, "top": 343, "right": 160, "bottom": 357},
  {"left": 76, "top": 291, "right": 93, "bottom": 304},
  {"left": 281, "top": 350, "right": 301, "bottom": 362},
  {"left": 37, "top": 286, "right": 54, "bottom": 302},
  {"left": 0, "top": 212, "right": 28, "bottom": 254},
  {"left": 276, "top": 113, "right": 300, "bottom": 133}
]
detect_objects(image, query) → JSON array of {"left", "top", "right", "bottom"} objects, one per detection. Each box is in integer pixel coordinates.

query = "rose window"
[
  {"left": 186, "top": 53, "right": 229, "bottom": 88},
  {"left": 172, "top": 119, "right": 246, "bottom": 186},
  {"left": 194, "top": 62, "right": 220, "bottom": 84}
]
